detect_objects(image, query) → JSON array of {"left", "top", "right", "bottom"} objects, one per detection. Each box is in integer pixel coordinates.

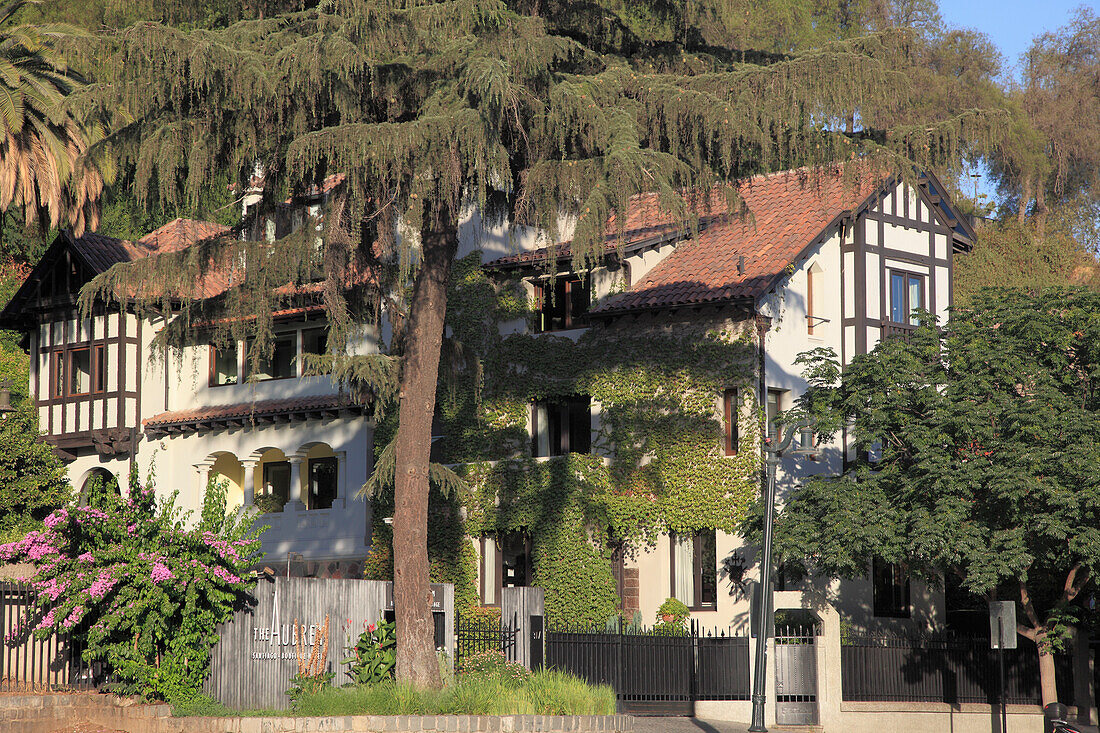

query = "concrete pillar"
[
  {"left": 288, "top": 457, "right": 305, "bottom": 511},
  {"left": 1073, "top": 626, "right": 1095, "bottom": 725},
  {"left": 242, "top": 459, "right": 258, "bottom": 507}
]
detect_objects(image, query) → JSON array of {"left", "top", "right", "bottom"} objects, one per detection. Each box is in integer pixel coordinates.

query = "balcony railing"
[{"left": 882, "top": 322, "right": 916, "bottom": 342}]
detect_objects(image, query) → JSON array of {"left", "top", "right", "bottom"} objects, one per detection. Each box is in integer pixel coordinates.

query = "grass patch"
[
  {"left": 170, "top": 695, "right": 285, "bottom": 718},
  {"left": 291, "top": 671, "right": 616, "bottom": 717}
]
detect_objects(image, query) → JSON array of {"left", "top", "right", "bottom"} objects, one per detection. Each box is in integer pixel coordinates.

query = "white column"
[
  {"left": 193, "top": 461, "right": 214, "bottom": 511},
  {"left": 288, "top": 457, "right": 305, "bottom": 511},
  {"left": 242, "top": 459, "right": 258, "bottom": 507}
]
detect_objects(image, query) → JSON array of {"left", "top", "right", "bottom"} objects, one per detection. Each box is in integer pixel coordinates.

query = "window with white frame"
[{"left": 670, "top": 530, "right": 717, "bottom": 611}]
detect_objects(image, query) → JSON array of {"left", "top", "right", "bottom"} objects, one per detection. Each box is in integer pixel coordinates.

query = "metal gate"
[{"left": 774, "top": 627, "right": 818, "bottom": 725}]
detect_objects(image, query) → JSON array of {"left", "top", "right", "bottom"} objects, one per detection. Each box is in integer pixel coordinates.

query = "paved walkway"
[{"left": 632, "top": 718, "right": 753, "bottom": 733}]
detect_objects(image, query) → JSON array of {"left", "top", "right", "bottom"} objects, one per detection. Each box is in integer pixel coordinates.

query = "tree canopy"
[{"left": 773, "top": 288, "right": 1100, "bottom": 705}]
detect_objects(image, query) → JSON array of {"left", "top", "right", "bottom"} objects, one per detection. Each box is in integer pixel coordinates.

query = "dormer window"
[{"left": 534, "top": 276, "right": 589, "bottom": 332}]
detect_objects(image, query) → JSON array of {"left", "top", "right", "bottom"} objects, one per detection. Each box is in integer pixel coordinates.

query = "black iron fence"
[
  {"left": 842, "top": 633, "right": 1073, "bottom": 705},
  {"left": 0, "top": 581, "right": 97, "bottom": 692},
  {"left": 454, "top": 612, "right": 517, "bottom": 666},
  {"left": 544, "top": 622, "right": 750, "bottom": 714}
]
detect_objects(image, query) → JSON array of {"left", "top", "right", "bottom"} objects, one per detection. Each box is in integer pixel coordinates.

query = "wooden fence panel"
[{"left": 204, "top": 577, "right": 452, "bottom": 710}]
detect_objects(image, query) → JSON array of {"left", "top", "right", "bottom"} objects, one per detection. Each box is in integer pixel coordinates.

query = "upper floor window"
[
  {"left": 534, "top": 276, "right": 590, "bottom": 332},
  {"left": 302, "top": 327, "right": 327, "bottom": 357},
  {"left": 69, "top": 348, "right": 91, "bottom": 395},
  {"left": 872, "top": 557, "right": 910, "bottom": 618},
  {"left": 889, "top": 271, "right": 925, "bottom": 326},
  {"left": 261, "top": 460, "right": 291, "bottom": 512},
  {"left": 51, "top": 351, "right": 64, "bottom": 398},
  {"left": 532, "top": 396, "right": 591, "bottom": 457},
  {"left": 723, "top": 388, "right": 739, "bottom": 456},
  {"left": 210, "top": 344, "right": 239, "bottom": 386},
  {"left": 93, "top": 345, "right": 106, "bottom": 393},
  {"left": 670, "top": 529, "right": 717, "bottom": 611},
  {"left": 50, "top": 346, "right": 108, "bottom": 398},
  {"left": 246, "top": 333, "right": 297, "bottom": 381}
]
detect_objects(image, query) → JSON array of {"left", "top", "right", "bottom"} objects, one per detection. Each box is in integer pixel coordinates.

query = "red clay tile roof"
[
  {"left": 591, "top": 168, "right": 883, "bottom": 315},
  {"left": 487, "top": 189, "right": 731, "bottom": 268},
  {"left": 137, "top": 218, "right": 231, "bottom": 255},
  {"left": 143, "top": 394, "right": 362, "bottom": 432},
  {"left": 64, "top": 219, "right": 231, "bottom": 274}
]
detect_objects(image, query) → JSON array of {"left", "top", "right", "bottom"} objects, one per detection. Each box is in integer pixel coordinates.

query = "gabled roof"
[
  {"left": 486, "top": 189, "right": 730, "bottom": 269},
  {"left": 591, "top": 169, "right": 883, "bottom": 315},
  {"left": 137, "top": 218, "right": 231, "bottom": 255},
  {"left": 0, "top": 219, "right": 232, "bottom": 329}
]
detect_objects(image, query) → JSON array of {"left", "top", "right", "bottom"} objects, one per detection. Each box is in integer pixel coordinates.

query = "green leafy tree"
[
  {"left": 76, "top": 0, "right": 998, "bottom": 686},
  {"left": 769, "top": 288, "right": 1100, "bottom": 706},
  {"left": 0, "top": 473, "right": 263, "bottom": 701},
  {"left": 0, "top": 403, "right": 70, "bottom": 542},
  {"left": 0, "top": 285, "right": 69, "bottom": 542},
  {"left": 955, "top": 205, "right": 1100, "bottom": 306}
]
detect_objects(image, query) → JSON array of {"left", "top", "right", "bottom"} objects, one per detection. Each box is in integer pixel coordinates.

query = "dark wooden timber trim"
[
  {"left": 928, "top": 225, "right": 937, "bottom": 318},
  {"left": 839, "top": 220, "right": 847, "bottom": 369},
  {"left": 865, "top": 210, "right": 952, "bottom": 236},
  {"left": 854, "top": 217, "right": 866, "bottom": 357},
  {"left": 116, "top": 312, "right": 125, "bottom": 436},
  {"left": 135, "top": 318, "right": 143, "bottom": 443}
]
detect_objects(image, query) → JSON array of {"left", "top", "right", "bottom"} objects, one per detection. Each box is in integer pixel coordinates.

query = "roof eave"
[{"left": 587, "top": 295, "right": 757, "bottom": 320}]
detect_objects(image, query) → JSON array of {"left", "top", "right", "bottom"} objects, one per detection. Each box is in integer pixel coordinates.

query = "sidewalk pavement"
[{"left": 632, "top": 718, "right": 754, "bottom": 733}]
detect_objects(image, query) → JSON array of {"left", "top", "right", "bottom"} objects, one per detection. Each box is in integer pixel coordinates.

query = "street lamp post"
[{"left": 748, "top": 421, "right": 815, "bottom": 732}]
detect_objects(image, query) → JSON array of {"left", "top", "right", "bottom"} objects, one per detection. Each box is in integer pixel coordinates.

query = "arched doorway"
[{"left": 78, "top": 468, "right": 119, "bottom": 508}]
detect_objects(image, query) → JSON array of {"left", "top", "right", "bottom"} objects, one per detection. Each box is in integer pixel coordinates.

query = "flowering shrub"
[
  {"left": 341, "top": 618, "right": 396, "bottom": 685},
  {"left": 0, "top": 469, "right": 263, "bottom": 701},
  {"left": 457, "top": 649, "right": 530, "bottom": 683}
]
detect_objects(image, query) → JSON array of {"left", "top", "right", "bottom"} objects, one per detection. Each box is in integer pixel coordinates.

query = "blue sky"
[{"left": 938, "top": 0, "right": 1092, "bottom": 78}]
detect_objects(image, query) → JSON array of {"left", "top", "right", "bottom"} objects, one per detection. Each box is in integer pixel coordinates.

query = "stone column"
[
  {"left": 193, "top": 463, "right": 211, "bottom": 509},
  {"left": 288, "top": 457, "right": 305, "bottom": 511},
  {"left": 242, "top": 458, "right": 258, "bottom": 507}
]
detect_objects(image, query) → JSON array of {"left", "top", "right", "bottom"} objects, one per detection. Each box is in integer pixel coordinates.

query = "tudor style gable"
[{"left": 0, "top": 231, "right": 149, "bottom": 459}]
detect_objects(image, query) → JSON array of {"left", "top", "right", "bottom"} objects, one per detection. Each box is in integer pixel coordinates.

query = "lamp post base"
[{"left": 748, "top": 693, "right": 768, "bottom": 732}]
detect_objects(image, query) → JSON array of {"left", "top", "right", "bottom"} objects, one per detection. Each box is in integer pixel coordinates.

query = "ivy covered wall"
[{"left": 365, "top": 253, "right": 762, "bottom": 626}]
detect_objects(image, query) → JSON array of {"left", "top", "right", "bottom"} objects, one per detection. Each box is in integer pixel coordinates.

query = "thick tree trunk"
[
  {"left": 391, "top": 202, "right": 458, "bottom": 688},
  {"left": 1038, "top": 643, "right": 1059, "bottom": 707},
  {"left": 1017, "top": 176, "right": 1032, "bottom": 224}
]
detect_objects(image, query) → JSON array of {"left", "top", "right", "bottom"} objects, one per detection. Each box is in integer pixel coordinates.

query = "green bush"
[
  {"left": 341, "top": 619, "right": 396, "bottom": 684},
  {"left": 0, "top": 471, "right": 263, "bottom": 702},
  {"left": 456, "top": 649, "right": 530, "bottom": 683}
]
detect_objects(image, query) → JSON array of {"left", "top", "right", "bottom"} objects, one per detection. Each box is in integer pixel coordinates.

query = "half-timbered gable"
[{"left": 0, "top": 231, "right": 161, "bottom": 459}]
